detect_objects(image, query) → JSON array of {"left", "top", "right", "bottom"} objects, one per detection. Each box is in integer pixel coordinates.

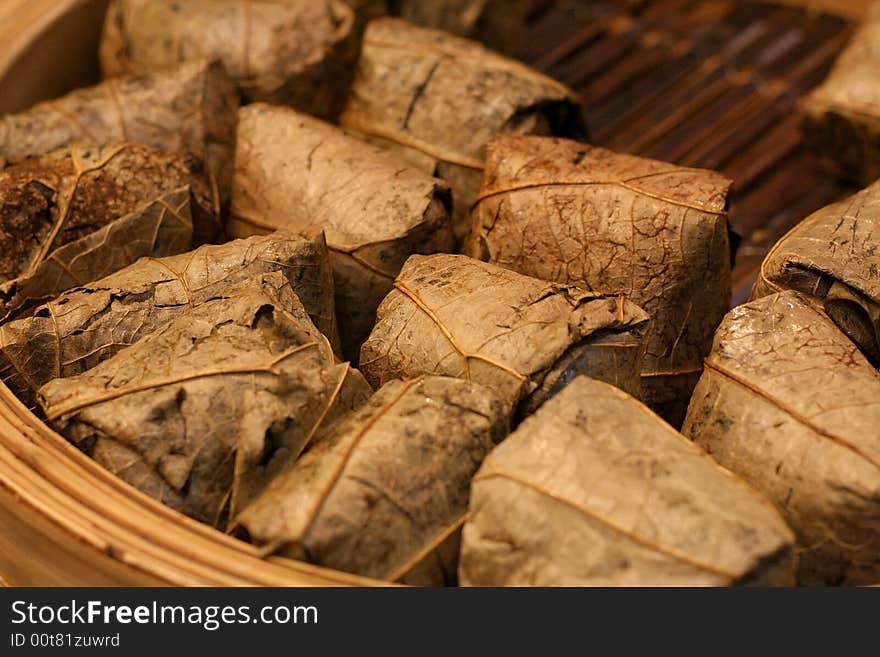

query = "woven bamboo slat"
[
  {"left": 0, "top": 0, "right": 868, "bottom": 586},
  {"left": 522, "top": 0, "right": 859, "bottom": 305}
]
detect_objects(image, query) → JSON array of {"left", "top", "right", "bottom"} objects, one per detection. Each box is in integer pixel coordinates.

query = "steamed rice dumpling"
[
  {"left": 360, "top": 254, "right": 650, "bottom": 416},
  {"left": 235, "top": 375, "right": 508, "bottom": 584},
  {"left": 341, "top": 18, "right": 585, "bottom": 241},
  {"left": 468, "top": 136, "right": 732, "bottom": 425},
  {"left": 684, "top": 291, "right": 880, "bottom": 586},
  {"left": 460, "top": 376, "right": 795, "bottom": 586}
]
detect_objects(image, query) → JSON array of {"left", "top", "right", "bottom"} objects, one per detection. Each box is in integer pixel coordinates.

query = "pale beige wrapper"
[
  {"left": 101, "top": 0, "right": 359, "bottom": 121},
  {"left": 683, "top": 291, "right": 880, "bottom": 585},
  {"left": 0, "top": 232, "right": 340, "bottom": 410},
  {"left": 461, "top": 376, "right": 796, "bottom": 586},
  {"left": 801, "top": 2, "right": 880, "bottom": 185}
]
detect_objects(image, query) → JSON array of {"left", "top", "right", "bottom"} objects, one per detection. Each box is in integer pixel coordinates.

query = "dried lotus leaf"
[
  {"left": 397, "top": 0, "right": 551, "bottom": 54},
  {"left": 342, "top": 0, "right": 548, "bottom": 53},
  {"left": 0, "top": 59, "right": 237, "bottom": 242},
  {"left": 0, "top": 143, "right": 198, "bottom": 321},
  {"left": 0, "top": 231, "right": 339, "bottom": 409},
  {"left": 229, "top": 103, "right": 453, "bottom": 361},
  {"left": 101, "top": 0, "right": 359, "bottom": 121},
  {"left": 341, "top": 0, "right": 387, "bottom": 25},
  {"left": 683, "top": 291, "right": 880, "bottom": 586},
  {"left": 801, "top": 3, "right": 880, "bottom": 186},
  {"left": 460, "top": 376, "right": 796, "bottom": 587},
  {"left": 359, "top": 253, "right": 650, "bottom": 416},
  {"left": 751, "top": 180, "right": 880, "bottom": 366},
  {"left": 468, "top": 136, "right": 733, "bottom": 426},
  {"left": 340, "top": 18, "right": 585, "bottom": 241},
  {"left": 40, "top": 272, "right": 371, "bottom": 526},
  {"left": 234, "top": 376, "right": 508, "bottom": 584}
]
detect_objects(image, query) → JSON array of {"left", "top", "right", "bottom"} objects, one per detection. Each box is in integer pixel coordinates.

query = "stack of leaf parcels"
[{"left": 0, "top": 0, "right": 876, "bottom": 587}]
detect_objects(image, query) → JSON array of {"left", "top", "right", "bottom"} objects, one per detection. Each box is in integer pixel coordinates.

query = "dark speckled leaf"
[
  {"left": 0, "top": 231, "right": 339, "bottom": 409},
  {"left": 0, "top": 143, "right": 196, "bottom": 321}
]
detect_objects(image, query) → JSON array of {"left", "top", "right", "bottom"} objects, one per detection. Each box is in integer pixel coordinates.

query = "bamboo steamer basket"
[{"left": 0, "top": 0, "right": 872, "bottom": 587}]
